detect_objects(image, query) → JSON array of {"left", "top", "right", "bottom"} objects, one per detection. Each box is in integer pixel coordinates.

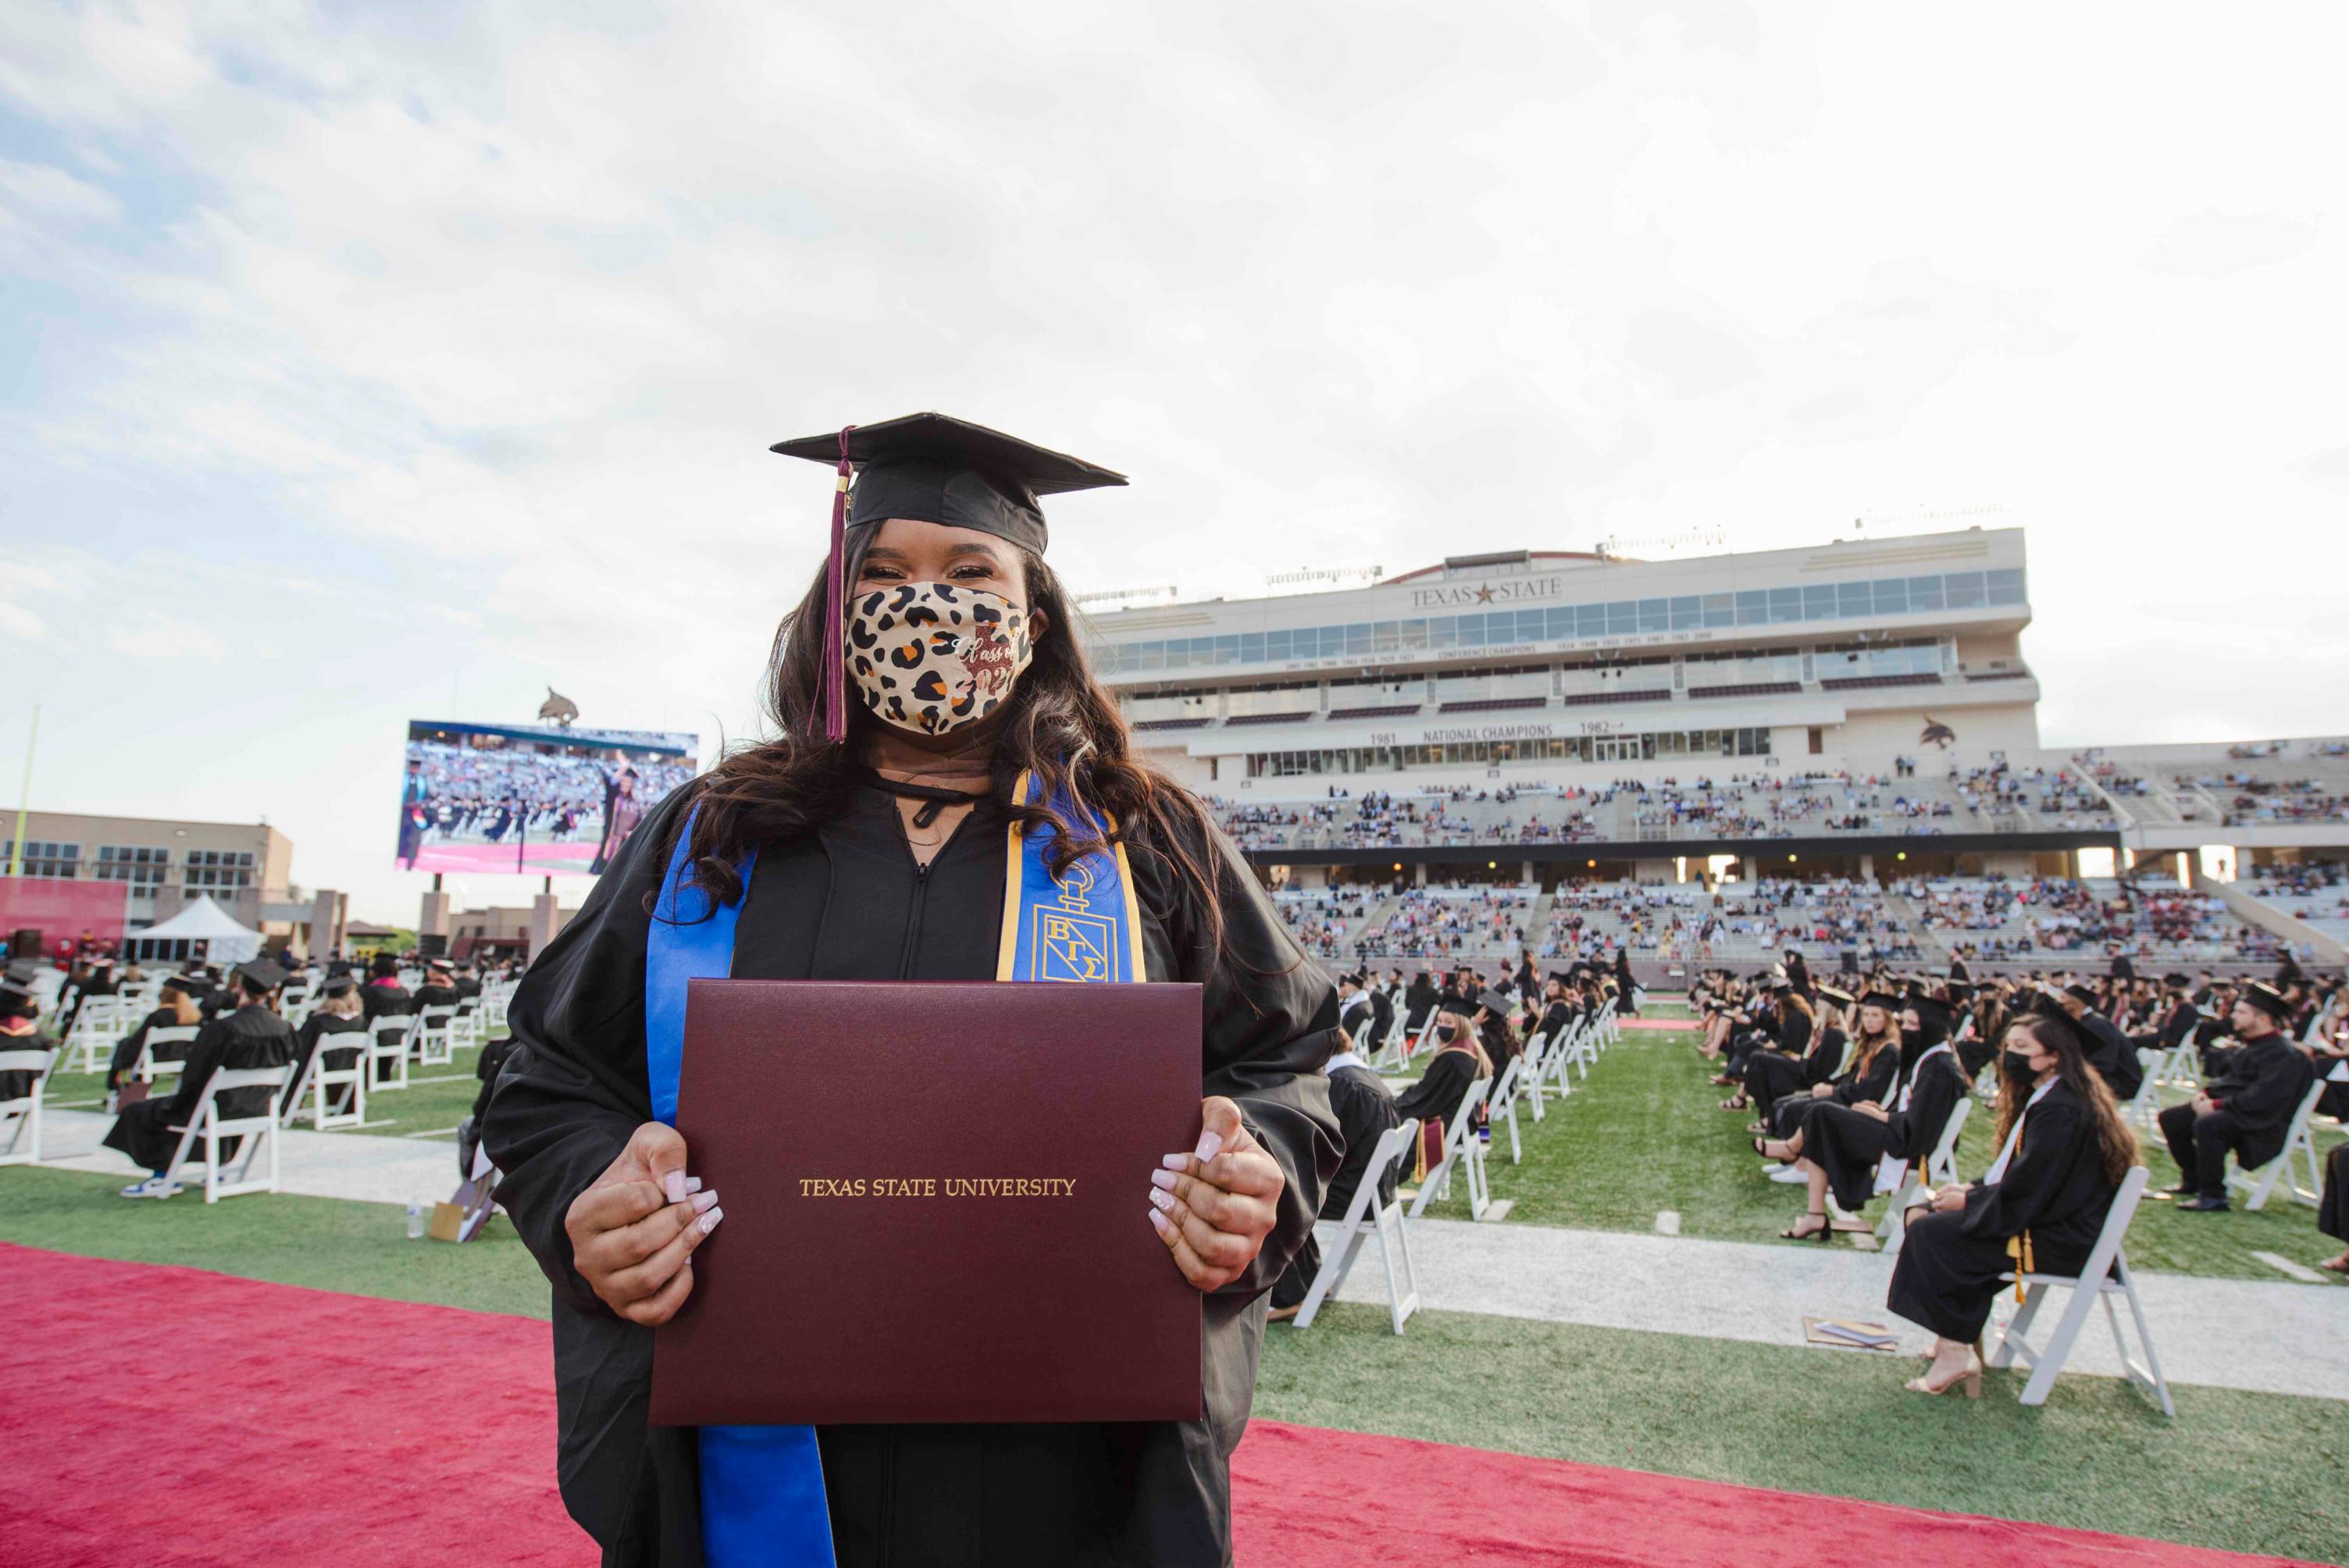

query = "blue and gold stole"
[{"left": 642, "top": 773, "right": 1144, "bottom": 1568}]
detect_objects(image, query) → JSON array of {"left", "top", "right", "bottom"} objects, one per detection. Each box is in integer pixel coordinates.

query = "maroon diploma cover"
[{"left": 650, "top": 978, "right": 1204, "bottom": 1427}]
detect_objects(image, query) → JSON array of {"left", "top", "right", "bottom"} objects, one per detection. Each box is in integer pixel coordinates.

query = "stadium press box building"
[{"left": 1090, "top": 526, "right": 2041, "bottom": 792}]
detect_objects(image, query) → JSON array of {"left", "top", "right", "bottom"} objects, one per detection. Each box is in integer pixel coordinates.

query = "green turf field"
[
  {"left": 3, "top": 1162, "right": 2340, "bottom": 1563},
  {"left": 1406, "top": 1014, "right": 2347, "bottom": 1284}
]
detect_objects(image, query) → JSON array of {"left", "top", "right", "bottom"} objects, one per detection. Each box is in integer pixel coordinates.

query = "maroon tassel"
[{"left": 819, "top": 424, "right": 856, "bottom": 743}]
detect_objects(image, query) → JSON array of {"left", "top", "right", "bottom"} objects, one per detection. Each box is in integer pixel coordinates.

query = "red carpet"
[{"left": 0, "top": 1245, "right": 2309, "bottom": 1567}]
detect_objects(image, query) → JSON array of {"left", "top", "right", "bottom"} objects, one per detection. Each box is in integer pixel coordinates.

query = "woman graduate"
[
  {"left": 1757, "top": 996, "right": 1966, "bottom": 1242},
  {"left": 1886, "top": 1004, "right": 2136, "bottom": 1396},
  {"left": 482, "top": 414, "right": 1342, "bottom": 1568}
]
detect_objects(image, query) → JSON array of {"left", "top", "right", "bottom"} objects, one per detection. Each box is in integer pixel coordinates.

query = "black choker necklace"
[{"left": 867, "top": 771, "right": 987, "bottom": 829}]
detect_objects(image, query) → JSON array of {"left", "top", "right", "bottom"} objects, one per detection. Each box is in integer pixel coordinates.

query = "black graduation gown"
[
  {"left": 2080, "top": 1010, "right": 2144, "bottom": 1101},
  {"left": 1794, "top": 1049, "right": 1966, "bottom": 1210},
  {"left": 1366, "top": 988, "right": 1393, "bottom": 1045},
  {"left": 1402, "top": 982, "right": 1438, "bottom": 1033},
  {"left": 0, "top": 1028, "right": 55, "bottom": 1101},
  {"left": 480, "top": 781, "right": 1341, "bottom": 1568},
  {"left": 1744, "top": 1025, "right": 1841, "bottom": 1111},
  {"left": 102, "top": 1004, "right": 298, "bottom": 1171},
  {"left": 1887, "top": 1082, "right": 2116, "bottom": 1342},
  {"left": 106, "top": 1006, "right": 180, "bottom": 1090},
  {"left": 1767, "top": 1039, "right": 1894, "bottom": 1138},
  {"left": 1392, "top": 1047, "right": 1477, "bottom": 1136},
  {"left": 2166, "top": 1035, "right": 2316, "bottom": 1172},
  {"left": 292, "top": 1013, "right": 369, "bottom": 1110}
]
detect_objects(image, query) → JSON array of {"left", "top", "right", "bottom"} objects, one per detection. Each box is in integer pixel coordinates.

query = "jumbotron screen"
[{"left": 397, "top": 719, "right": 699, "bottom": 876}]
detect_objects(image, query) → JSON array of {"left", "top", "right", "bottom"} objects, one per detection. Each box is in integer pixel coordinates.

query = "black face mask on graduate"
[
  {"left": 2001, "top": 1047, "right": 2041, "bottom": 1087},
  {"left": 1436, "top": 1022, "right": 1460, "bottom": 1044}
]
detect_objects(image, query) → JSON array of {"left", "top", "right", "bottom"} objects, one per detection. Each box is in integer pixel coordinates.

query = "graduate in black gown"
[
  {"left": 480, "top": 414, "right": 1340, "bottom": 1568},
  {"left": 1726, "top": 985, "right": 1838, "bottom": 1114},
  {"left": 1760, "top": 996, "right": 1966, "bottom": 1238},
  {"left": 1886, "top": 1009, "right": 2136, "bottom": 1396},
  {"left": 2156, "top": 982, "right": 2315, "bottom": 1211},
  {"left": 1392, "top": 1007, "right": 1489, "bottom": 1143},
  {"left": 1267, "top": 1028, "right": 1402, "bottom": 1318},
  {"left": 103, "top": 972, "right": 208, "bottom": 1095},
  {"left": 102, "top": 959, "right": 298, "bottom": 1199},
  {"left": 291, "top": 975, "right": 369, "bottom": 1115},
  {"left": 1759, "top": 993, "right": 1898, "bottom": 1141},
  {"left": 2059, "top": 982, "right": 2144, "bottom": 1103},
  {"left": 0, "top": 975, "right": 56, "bottom": 1103}
]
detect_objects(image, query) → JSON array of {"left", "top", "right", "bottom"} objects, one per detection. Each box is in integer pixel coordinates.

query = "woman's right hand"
[{"left": 565, "top": 1121, "right": 722, "bottom": 1324}]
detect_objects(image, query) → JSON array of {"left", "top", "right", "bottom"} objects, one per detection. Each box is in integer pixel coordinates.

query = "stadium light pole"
[{"left": 8, "top": 705, "right": 36, "bottom": 881}]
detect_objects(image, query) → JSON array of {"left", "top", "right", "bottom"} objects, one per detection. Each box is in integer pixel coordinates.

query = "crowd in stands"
[{"left": 406, "top": 741, "right": 695, "bottom": 846}]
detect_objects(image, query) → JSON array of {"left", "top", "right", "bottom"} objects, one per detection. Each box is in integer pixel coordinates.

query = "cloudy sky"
[{"left": 3, "top": 1, "right": 2346, "bottom": 921}]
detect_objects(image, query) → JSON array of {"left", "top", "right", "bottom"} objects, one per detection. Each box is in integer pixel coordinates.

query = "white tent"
[{"left": 131, "top": 896, "right": 265, "bottom": 964}]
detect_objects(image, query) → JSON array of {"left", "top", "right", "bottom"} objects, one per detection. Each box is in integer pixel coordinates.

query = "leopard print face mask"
[{"left": 844, "top": 582, "right": 1035, "bottom": 736}]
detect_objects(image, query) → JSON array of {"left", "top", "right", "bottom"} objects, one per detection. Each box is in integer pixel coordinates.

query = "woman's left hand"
[{"left": 1149, "top": 1096, "right": 1285, "bottom": 1292}]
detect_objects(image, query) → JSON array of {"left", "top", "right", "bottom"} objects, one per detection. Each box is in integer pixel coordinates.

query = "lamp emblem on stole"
[{"left": 1035, "top": 858, "right": 1115, "bottom": 982}]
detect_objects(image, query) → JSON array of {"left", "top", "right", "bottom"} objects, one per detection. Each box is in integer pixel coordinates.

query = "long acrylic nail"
[
  {"left": 690, "top": 1189, "right": 719, "bottom": 1214},
  {"left": 1192, "top": 1129, "right": 1224, "bottom": 1164},
  {"left": 684, "top": 1176, "right": 704, "bottom": 1195},
  {"left": 698, "top": 1206, "right": 724, "bottom": 1234},
  {"left": 1149, "top": 1169, "right": 1177, "bottom": 1191},
  {"left": 661, "top": 1171, "right": 687, "bottom": 1204},
  {"left": 1161, "top": 1153, "right": 1190, "bottom": 1170},
  {"left": 1147, "top": 1208, "right": 1171, "bottom": 1235},
  {"left": 1149, "top": 1188, "right": 1175, "bottom": 1212}
]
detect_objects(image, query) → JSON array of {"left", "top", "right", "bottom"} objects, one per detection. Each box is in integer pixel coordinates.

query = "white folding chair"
[
  {"left": 1877, "top": 1098, "right": 1971, "bottom": 1246},
  {"left": 68, "top": 995, "right": 127, "bottom": 1075},
  {"left": 2224, "top": 1082, "right": 2326, "bottom": 1211},
  {"left": 1488, "top": 1056, "right": 1526, "bottom": 1164},
  {"left": 368, "top": 1014, "right": 415, "bottom": 1092},
  {"left": 1987, "top": 1166, "right": 2173, "bottom": 1417},
  {"left": 308, "top": 1029, "right": 370, "bottom": 1131},
  {"left": 415, "top": 1006, "right": 458, "bottom": 1067},
  {"left": 451, "top": 998, "right": 482, "bottom": 1049},
  {"left": 134, "top": 1025, "right": 202, "bottom": 1085},
  {"left": 1294, "top": 1119, "right": 1422, "bottom": 1334},
  {"left": 1407, "top": 1077, "right": 1492, "bottom": 1221},
  {"left": 162, "top": 1063, "right": 295, "bottom": 1203},
  {"left": 0, "top": 1046, "right": 56, "bottom": 1167},
  {"left": 2122, "top": 1048, "right": 2166, "bottom": 1128},
  {"left": 1519, "top": 1030, "right": 1552, "bottom": 1120}
]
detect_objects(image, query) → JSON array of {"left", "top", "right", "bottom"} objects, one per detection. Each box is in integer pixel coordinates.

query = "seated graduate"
[
  {"left": 1726, "top": 984, "right": 1845, "bottom": 1114},
  {"left": 1718, "top": 974, "right": 1807, "bottom": 1086},
  {"left": 1535, "top": 975, "right": 1575, "bottom": 1044},
  {"left": 1759, "top": 994, "right": 1966, "bottom": 1239},
  {"left": 0, "top": 971, "right": 58, "bottom": 1100},
  {"left": 412, "top": 960, "right": 462, "bottom": 1017},
  {"left": 1268, "top": 1026, "right": 1403, "bottom": 1320},
  {"left": 104, "top": 972, "right": 209, "bottom": 1097},
  {"left": 2157, "top": 981, "right": 2315, "bottom": 1213},
  {"left": 291, "top": 975, "right": 369, "bottom": 1114},
  {"left": 2319, "top": 1143, "right": 2349, "bottom": 1276},
  {"left": 1392, "top": 1007, "right": 1491, "bottom": 1142},
  {"left": 1403, "top": 970, "right": 1439, "bottom": 1035},
  {"left": 2058, "top": 982, "right": 2144, "bottom": 1103},
  {"left": 359, "top": 953, "right": 415, "bottom": 1083},
  {"left": 1335, "top": 971, "right": 1375, "bottom": 1048},
  {"left": 1886, "top": 1007, "right": 2137, "bottom": 1396},
  {"left": 103, "top": 959, "right": 298, "bottom": 1200},
  {"left": 1956, "top": 982, "right": 2010, "bottom": 1082},
  {"left": 1755, "top": 989, "right": 1900, "bottom": 1141},
  {"left": 479, "top": 414, "right": 1341, "bottom": 1568}
]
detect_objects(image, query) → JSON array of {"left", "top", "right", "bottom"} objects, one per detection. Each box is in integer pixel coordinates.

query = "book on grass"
[
  {"left": 1804, "top": 1317, "right": 1898, "bottom": 1351},
  {"left": 651, "top": 978, "right": 1204, "bottom": 1427}
]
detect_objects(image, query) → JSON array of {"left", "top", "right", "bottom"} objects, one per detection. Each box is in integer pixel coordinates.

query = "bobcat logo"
[
  {"left": 1919, "top": 716, "right": 1957, "bottom": 749},
  {"left": 538, "top": 687, "right": 579, "bottom": 729}
]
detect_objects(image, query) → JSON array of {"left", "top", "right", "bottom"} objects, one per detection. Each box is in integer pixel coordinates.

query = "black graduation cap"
[
  {"left": 2240, "top": 982, "right": 2295, "bottom": 1023},
  {"left": 2162, "top": 972, "right": 2192, "bottom": 989},
  {"left": 2062, "top": 983, "right": 2098, "bottom": 1006},
  {"left": 1816, "top": 984, "right": 1855, "bottom": 1007},
  {"left": 1909, "top": 996, "right": 1954, "bottom": 1041},
  {"left": 161, "top": 972, "right": 212, "bottom": 996},
  {"left": 233, "top": 958, "right": 290, "bottom": 994},
  {"left": 1859, "top": 989, "right": 1902, "bottom": 1014},
  {"left": 0, "top": 978, "right": 37, "bottom": 1016},
  {"left": 321, "top": 975, "right": 358, "bottom": 999},
  {"left": 772, "top": 414, "right": 1128, "bottom": 743},
  {"left": 1476, "top": 989, "right": 1514, "bottom": 1018}
]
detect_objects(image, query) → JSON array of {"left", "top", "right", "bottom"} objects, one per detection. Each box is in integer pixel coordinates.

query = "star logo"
[{"left": 1474, "top": 585, "right": 1495, "bottom": 603}]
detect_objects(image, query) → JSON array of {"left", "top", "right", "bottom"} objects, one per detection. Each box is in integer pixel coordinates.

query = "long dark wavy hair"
[
  {"left": 666, "top": 527, "right": 1234, "bottom": 960},
  {"left": 1994, "top": 1014, "right": 2140, "bottom": 1185}
]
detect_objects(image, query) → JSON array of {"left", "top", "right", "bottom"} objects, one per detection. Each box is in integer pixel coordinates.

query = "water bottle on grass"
[{"left": 406, "top": 1199, "right": 426, "bottom": 1240}]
